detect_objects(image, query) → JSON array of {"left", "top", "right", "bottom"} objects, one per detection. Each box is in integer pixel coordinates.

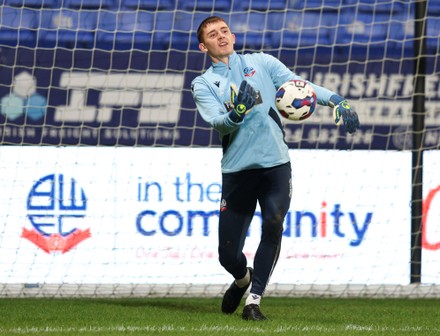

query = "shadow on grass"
[{"left": 93, "top": 297, "right": 220, "bottom": 314}]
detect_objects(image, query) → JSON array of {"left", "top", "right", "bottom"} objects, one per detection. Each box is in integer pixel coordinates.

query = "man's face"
[{"left": 199, "top": 20, "right": 236, "bottom": 61}]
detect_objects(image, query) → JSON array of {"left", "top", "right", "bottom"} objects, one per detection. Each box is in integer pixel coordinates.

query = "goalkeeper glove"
[
  {"left": 229, "top": 80, "right": 259, "bottom": 123},
  {"left": 329, "top": 95, "right": 360, "bottom": 134}
]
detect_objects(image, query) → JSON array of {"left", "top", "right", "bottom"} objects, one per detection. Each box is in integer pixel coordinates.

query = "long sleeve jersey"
[{"left": 191, "top": 51, "right": 336, "bottom": 173}]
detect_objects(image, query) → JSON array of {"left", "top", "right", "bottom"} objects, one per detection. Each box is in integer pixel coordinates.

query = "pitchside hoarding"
[
  {"left": 422, "top": 151, "right": 440, "bottom": 283},
  {"left": 0, "top": 49, "right": 439, "bottom": 149},
  {"left": 2, "top": 146, "right": 437, "bottom": 286}
]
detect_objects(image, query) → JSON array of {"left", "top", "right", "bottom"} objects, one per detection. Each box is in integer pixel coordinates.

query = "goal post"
[{"left": 0, "top": 0, "right": 440, "bottom": 298}]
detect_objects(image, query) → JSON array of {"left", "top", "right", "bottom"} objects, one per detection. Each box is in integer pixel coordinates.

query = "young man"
[{"left": 191, "top": 16, "right": 359, "bottom": 321}]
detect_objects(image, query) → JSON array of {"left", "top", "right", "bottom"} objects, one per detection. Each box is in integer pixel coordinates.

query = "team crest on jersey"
[
  {"left": 244, "top": 67, "right": 256, "bottom": 77},
  {"left": 220, "top": 199, "right": 227, "bottom": 212}
]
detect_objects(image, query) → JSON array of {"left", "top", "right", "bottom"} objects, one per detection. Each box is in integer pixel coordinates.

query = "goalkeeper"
[{"left": 191, "top": 16, "right": 359, "bottom": 321}]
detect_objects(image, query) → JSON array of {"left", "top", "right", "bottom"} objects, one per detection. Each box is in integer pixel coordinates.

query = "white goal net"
[{"left": 0, "top": 0, "right": 439, "bottom": 298}]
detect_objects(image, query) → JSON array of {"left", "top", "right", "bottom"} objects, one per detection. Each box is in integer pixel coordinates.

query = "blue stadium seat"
[
  {"left": 389, "top": 3, "right": 440, "bottom": 53},
  {"left": 233, "top": 0, "right": 287, "bottom": 11},
  {"left": 228, "top": 12, "right": 273, "bottom": 49},
  {"left": 428, "top": 1, "right": 440, "bottom": 14},
  {"left": 96, "top": 11, "right": 154, "bottom": 50},
  {"left": 38, "top": 9, "right": 98, "bottom": 48},
  {"left": 426, "top": 17, "right": 440, "bottom": 51},
  {"left": 178, "top": 0, "right": 231, "bottom": 12},
  {"left": 3, "top": 0, "right": 57, "bottom": 8},
  {"left": 356, "top": 0, "right": 405, "bottom": 14},
  {"left": 151, "top": 11, "right": 175, "bottom": 49},
  {"left": 171, "top": 12, "right": 207, "bottom": 50},
  {"left": 269, "top": 11, "right": 335, "bottom": 48},
  {"left": 0, "top": 6, "right": 39, "bottom": 47},
  {"left": 385, "top": 10, "right": 413, "bottom": 54},
  {"left": 336, "top": 12, "right": 395, "bottom": 46},
  {"left": 400, "top": 1, "right": 440, "bottom": 20},
  {"left": 289, "top": 0, "right": 349, "bottom": 11},
  {"left": 118, "top": 0, "right": 175, "bottom": 10},
  {"left": 64, "top": 0, "right": 114, "bottom": 9}
]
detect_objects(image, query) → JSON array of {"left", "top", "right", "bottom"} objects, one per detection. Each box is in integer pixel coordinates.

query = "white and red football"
[{"left": 275, "top": 80, "right": 317, "bottom": 122}]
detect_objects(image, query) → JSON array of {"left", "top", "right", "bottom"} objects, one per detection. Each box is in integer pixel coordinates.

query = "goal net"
[{"left": 0, "top": 0, "right": 439, "bottom": 298}]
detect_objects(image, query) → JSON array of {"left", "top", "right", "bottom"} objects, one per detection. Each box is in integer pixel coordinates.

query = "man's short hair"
[{"left": 197, "top": 16, "right": 228, "bottom": 43}]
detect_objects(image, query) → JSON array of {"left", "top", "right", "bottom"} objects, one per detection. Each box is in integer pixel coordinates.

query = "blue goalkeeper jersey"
[{"left": 191, "top": 51, "right": 336, "bottom": 173}]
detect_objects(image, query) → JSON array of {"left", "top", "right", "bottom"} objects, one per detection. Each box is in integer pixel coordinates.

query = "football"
[{"left": 275, "top": 80, "right": 317, "bottom": 121}]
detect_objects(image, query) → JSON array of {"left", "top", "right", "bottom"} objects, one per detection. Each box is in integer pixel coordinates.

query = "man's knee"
[
  {"left": 261, "top": 218, "right": 284, "bottom": 239},
  {"left": 218, "top": 240, "right": 237, "bottom": 268}
]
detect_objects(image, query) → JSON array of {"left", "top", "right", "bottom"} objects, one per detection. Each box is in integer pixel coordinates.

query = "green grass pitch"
[{"left": 0, "top": 297, "right": 439, "bottom": 335}]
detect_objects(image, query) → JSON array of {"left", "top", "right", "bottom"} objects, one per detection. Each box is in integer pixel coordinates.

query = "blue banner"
[{"left": 0, "top": 47, "right": 438, "bottom": 149}]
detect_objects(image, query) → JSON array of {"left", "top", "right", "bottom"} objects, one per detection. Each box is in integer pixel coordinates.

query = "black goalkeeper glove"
[
  {"left": 229, "top": 80, "right": 259, "bottom": 123},
  {"left": 329, "top": 94, "right": 360, "bottom": 134}
]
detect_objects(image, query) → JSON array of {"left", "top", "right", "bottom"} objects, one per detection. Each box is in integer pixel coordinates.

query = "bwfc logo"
[
  {"left": 220, "top": 199, "right": 227, "bottom": 212},
  {"left": 243, "top": 67, "right": 256, "bottom": 77},
  {"left": 22, "top": 174, "right": 91, "bottom": 254}
]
